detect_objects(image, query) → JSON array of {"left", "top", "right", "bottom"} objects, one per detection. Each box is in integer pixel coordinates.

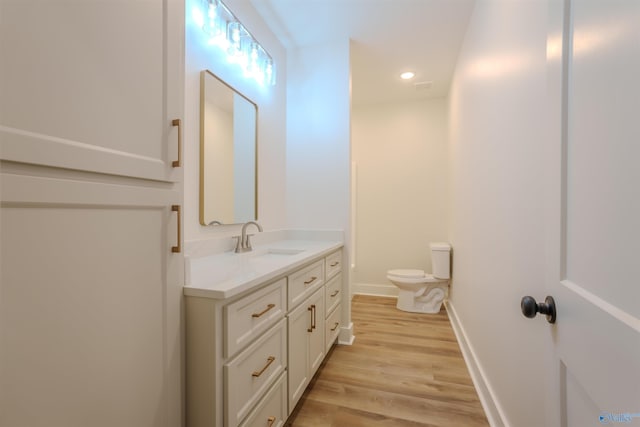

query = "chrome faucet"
[{"left": 234, "top": 221, "right": 263, "bottom": 253}]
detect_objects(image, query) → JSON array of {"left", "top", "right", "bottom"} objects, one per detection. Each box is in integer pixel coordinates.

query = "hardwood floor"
[{"left": 286, "top": 295, "right": 489, "bottom": 427}]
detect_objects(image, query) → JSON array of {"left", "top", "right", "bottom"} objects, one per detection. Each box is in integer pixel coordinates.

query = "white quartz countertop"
[{"left": 183, "top": 239, "right": 343, "bottom": 299}]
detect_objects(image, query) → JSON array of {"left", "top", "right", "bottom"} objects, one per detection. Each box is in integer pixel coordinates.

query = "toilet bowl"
[{"left": 387, "top": 243, "right": 451, "bottom": 314}]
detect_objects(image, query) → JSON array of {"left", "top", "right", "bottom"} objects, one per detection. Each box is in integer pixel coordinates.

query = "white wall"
[
  {"left": 286, "top": 40, "right": 351, "bottom": 231},
  {"left": 447, "top": 1, "right": 548, "bottom": 426},
  {"left": 352, "top": 99, "right": 449, "bottom": 295},
  {"left": 286, "top": 39, "right": 353, "bottom": 342},
  {"left": 184, "top": 0, "right": 287, "bottom": 244}
]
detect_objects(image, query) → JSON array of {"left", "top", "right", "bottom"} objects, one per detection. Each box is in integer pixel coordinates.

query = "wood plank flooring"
[{"left": 285, "top": 295, "right": 489, "bottom": 427}]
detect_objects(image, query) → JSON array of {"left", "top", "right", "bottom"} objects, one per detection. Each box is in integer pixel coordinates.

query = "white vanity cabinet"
[{"left": 185, "top": 246, "right": 343, "bottom": 427}]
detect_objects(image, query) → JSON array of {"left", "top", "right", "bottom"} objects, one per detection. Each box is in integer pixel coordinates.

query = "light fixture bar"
[{"left": 195, "top": 0, "right": 276, "bottom": 86}]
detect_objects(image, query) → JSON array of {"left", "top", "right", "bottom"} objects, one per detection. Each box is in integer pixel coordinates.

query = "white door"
[{"left": 544, "top": 1, "right": 640, "bottom": 425}]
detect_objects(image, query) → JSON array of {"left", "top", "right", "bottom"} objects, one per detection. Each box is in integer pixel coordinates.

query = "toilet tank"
[{"left": 430, "top": 242, "right": 451, "bottom": 279}]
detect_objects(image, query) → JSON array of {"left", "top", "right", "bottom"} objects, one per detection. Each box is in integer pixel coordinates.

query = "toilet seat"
[
  {"left": 388, "top": 269, "right": 425, "bottom": 278},
  {"left": 387, "top": 269, "right": 444, "bottom": 283}
]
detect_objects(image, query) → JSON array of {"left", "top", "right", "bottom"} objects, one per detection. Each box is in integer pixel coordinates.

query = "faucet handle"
[
  {"left": 244, "top": 234, "right": 255, "bottom": 251},
  {"left": 233, "top": 235, "right": 242, "bottom": 253}
]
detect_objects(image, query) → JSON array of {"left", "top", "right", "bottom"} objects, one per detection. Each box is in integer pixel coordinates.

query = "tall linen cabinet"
[{"left": 0, "top": 1, "right": 185, "bottom": 426}]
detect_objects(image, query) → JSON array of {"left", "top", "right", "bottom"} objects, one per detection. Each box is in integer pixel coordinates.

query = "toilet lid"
[{"left": 387, "top": 269, "right": 425, "bottom": 278}]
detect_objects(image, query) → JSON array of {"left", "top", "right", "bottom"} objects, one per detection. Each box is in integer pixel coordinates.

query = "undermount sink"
[
  {"left": 244, "top": 247, "right": 304, "bottom": 266},
  {"left": 263, "top": 248, "right": 304, "bottom": 256},
  {"left": 249, "top": 247, "right": 305, "bottom": 261}
]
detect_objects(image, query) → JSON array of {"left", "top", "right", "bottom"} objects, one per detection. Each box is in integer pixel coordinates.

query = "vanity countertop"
[{"left": 183, "top": 239, "right": 343, "bottom": 300}]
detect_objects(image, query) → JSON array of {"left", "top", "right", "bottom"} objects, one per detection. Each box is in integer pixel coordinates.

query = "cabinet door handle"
[
  {"left": 252, "top": 356, "right": 275, "bottom": 378},
  {"left": 304, "top": 276, "right": 317, "bottom": 285},
  {"left": 312, "top": 304, "right": 316, "bottom": 330},
  {"left": 252, "top": 303, "right": 275, "bottom": 318},
  {"left": 331, "top": 322, "right": 339, "bottom": 331},
  {"left": 267, "top": 416, "right": 276, "bottom": 427},
  {"left": 172, "top": 118, "right": 182, "bottom": 167},
  {"left": 330, "top": 290, "right": 339, "bottom": 297},
  {"left": 171, "top": 205, "right": 181, "bottom": 253},
  {"left": 330, "top": 261, "right": 339, "bottom": 267},
  {"left": 307, "top": 305, "right": 313, "bottom": 332}
]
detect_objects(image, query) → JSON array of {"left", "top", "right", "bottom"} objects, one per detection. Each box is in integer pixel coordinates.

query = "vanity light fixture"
[
  {"left": 194, "top": 0, "right": 276, "bottom": 86},
  {"left": 400, "top": 71, "right": 416, "bottom": 80}
]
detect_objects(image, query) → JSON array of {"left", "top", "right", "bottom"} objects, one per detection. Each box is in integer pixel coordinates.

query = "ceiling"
[{"left": 250, "top": 0, "right": 476, "bottom": 105}]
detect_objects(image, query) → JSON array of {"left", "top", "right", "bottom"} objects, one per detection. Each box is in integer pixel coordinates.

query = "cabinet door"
[
  {"left": 307, "top": 288, "right": 325, "bottom": 375},
  {"left": 0, "top": 0, "right": 184, "bottom": 182},
  {"left": 286, "top": 287, "right": 325, "bottom": 412},
  {"left": 0, "top": 172, "right": 183, "bottom": 427},
  {"left": 287, "top": 296, "right": 312, "bottom": 411}
]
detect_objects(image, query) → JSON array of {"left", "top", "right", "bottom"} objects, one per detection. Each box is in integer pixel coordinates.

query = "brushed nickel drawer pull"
[
  {"left": 267, "top": 416, "right": 276, "bottom": 427},
  {"left": 304, "top": 276, "right": 317, "bottom": 285},
  {"left": 252, "top": 356, "right": 275, "bottom": 378},
  {"left": 172, "top": 118, "right": 182, "bottom": 167},
  {"left": 331, "top": 322, "right": 339, "bottom": 331},
  {"left": 330, "top": 290, "right": 340, "bottom": 297},
  {"left": 252, "top": 303, "right": 275, "bottom": 318},
  {"left": 307, "top": 306, "right": 313, "bottom": 332},
  {"left": 330, "top": 261, "right": 339, "bottom": 267},
  {"left": 171, "top": 205, "right": 181, "bottom": 253}
]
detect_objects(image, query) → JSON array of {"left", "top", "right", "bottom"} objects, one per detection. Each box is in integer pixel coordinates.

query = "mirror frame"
[{"left": 199, "top": 70, "right": 258, "bottom": 225}]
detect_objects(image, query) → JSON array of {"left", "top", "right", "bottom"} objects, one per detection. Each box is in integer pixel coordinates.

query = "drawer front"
[
  {"left": 325, "top": 304, "right": 341, "bottom": 353},
  {"left": 225, "top": 319, "right": 287, "bottom": 427},
  {"left": 324, "top": 273, "right": 342, "bottom": 317},
  {"left": 288, "top": 260, "right": 324, "bottom": 309},
  {"left": 238, "top": 371, "right": 287, "bottom": 427},
  {"left": 325, "top": 250, "right": 342, "bottom": 280},
  {"left": 225, "top": 278, "right": 287, "bottom": 358}
]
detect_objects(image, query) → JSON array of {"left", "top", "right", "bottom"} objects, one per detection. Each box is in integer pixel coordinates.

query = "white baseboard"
[
  {"left": 338, "top": 321, "right": 355, "bottom": 345},
  {"left": 352, "top": 282, "right": 398, "bottom": 297},
  {"left": 445, "top": 300, "right": 509, "bottom": 427}
]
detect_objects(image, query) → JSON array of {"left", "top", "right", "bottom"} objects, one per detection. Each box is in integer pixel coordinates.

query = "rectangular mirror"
[{"left": 200, "top": 70, "right": 258, "bottom": 225}]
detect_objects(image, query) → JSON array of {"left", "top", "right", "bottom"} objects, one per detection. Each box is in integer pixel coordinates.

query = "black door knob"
[{"left": 521, "top": 296, "right": 556, "bottom": 324}]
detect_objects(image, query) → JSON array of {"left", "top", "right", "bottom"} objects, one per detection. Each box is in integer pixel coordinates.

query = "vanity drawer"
[
  {"left": 288, "top": 260, "right": 324, "bottom": 309},
  {"left": 225, "top": 278, "right": 287, "bottom": 358},
  {"left": 324, "top": 273, "right": 342, "bottom": 317},
  {"left": 238, "top": 371, "right": 287, "bottom": 427},
  {"left": 225, "top": 319, "right": 287, "bottom": 427},
  {"left": 325, "top": 250, "right": 342, "bottom": 280},
  {"left": 325, "top": 304, "right": 341, "bottom": 353}
]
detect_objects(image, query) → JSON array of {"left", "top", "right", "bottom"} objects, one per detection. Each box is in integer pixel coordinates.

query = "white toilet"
[{"left": 387, "top": 242, "right": 451, "bottom": 313}]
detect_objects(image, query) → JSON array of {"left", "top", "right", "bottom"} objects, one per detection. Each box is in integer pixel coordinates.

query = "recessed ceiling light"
[{"left": 400, "top": 71, "right": 415, "bottom": 80}]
